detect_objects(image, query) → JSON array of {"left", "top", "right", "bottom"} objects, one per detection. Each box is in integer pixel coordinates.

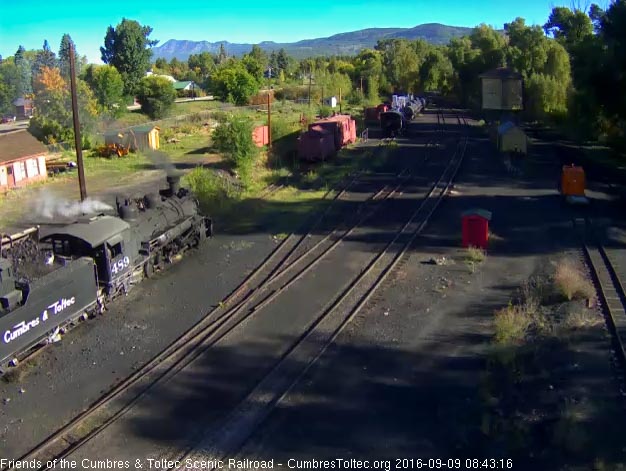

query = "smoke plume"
[
  {"left": 32, "top": 190, "right": 114, "bottom": 220},
  {"left": 146, "top": 150, "right": 179, "bottom": 177}
]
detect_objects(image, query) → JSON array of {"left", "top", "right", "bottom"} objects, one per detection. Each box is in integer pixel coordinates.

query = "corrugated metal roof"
[
  {"left": 41, "top": 215, "right": 130, "bottom": 248},
  {"left": 0, "top": 130, "right": 47, "bottom": 164}
]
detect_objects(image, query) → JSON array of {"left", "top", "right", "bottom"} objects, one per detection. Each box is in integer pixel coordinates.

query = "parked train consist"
[{"left": 0, "top": 174, "right": 212, "bottom": 367}]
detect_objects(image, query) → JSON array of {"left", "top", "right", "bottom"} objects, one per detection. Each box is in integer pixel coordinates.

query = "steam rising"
[
  {"left": 146, "top": 150, "right": 182, "bottom": 178},
  {"left": 32, "top": 190, "right": 113, "bottom": 220}
]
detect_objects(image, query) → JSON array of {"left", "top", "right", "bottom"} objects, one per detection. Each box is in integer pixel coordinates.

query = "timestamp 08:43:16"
[{"left": 394, "top": 458, "right": 513, "bottom": 469}]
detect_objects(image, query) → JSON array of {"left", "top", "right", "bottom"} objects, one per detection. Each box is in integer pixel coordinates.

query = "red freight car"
[
  {"left": 309, "top": 115, "right": 356, "bottom": 150},
  {"left": 297, "top": 125, "right": 336, "bottom": 162}
]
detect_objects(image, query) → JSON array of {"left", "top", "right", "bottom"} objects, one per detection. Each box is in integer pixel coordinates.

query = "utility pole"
[
  {"left": 339, "top": 87, "right": 342, "bottom": 114},
  {"left": 308, "top": 67, "right": 312, "bottom": 107},
  {"left": 69, "top": 42, "right": 87, "bottom": 201},
  {"left": 360, "top": 76, "right": 364, "bottom": 97},
  {"left": 267, "top": 91, "right": 272, "bottom": 151}
]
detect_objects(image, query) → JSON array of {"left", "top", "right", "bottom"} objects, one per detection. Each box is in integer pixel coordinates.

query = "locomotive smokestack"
[{"left": 167, "top": 175, "right": 180, "bottom": 195}]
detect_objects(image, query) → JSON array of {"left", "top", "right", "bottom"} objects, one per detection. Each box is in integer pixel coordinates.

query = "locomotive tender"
[{"left": 0, "top": 174, "right": 212, "bottom": 367}]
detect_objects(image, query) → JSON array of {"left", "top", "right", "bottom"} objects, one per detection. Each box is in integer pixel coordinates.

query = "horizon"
[{"left": 0, "top": 0, "right": 579, "bottom": 64}]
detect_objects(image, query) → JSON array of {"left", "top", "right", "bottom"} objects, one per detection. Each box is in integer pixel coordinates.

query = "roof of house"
[
  {"left": 0, "top": 130, "right": 47, "bottom": 164},
  {"left": 462, "top": 208, "right": 492, "bottom": 220},
  {"left": 173, "top": 81, "right": 193, "bottom": 90},
  {"left": 479, "top": 67, "right": 523, "bottom": 80}
]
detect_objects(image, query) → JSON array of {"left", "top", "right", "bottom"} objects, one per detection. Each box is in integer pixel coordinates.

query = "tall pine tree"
[
  {"left": 14, "top": 45, "right": 32, "bottom": 97},
  {"left": 33, "top": 40, "right": 57, "bottom": 77},
  {"left": 58, "top": 34, "right": 78, "bottom": 80}
]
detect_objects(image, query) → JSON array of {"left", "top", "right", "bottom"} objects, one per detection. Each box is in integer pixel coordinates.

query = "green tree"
[
  {"left": 210, "top": 60, "right": 259, "bottom": 105},
  {"left": 84, "top": 65, "right": 125, "bottom": 116},
  {"left": 58, "top": 34, "right": 77, "bottom": 80},
  {"left": 14, "top": 45, "right": 32, "bottom": 97},
  {"left": 101, "top": 18, "right": 158, "bottom": 96},
  {"left": 218, "top": 44, "right": 227, "bottom": 64},
  {"left": 136, "top": 75, "right": 176, "bottom": 119},
  {"left": 154, "top": 57, "right": 168, "bottom": 71},
  {"left": 0, "top": 61, "right": 19, "bottom": 115},
  {"left": 32, "top": 40, "right": 57, "bottom": 78},
  {"left": 241, "top": 54, "right": 264, "bottom": 82}
]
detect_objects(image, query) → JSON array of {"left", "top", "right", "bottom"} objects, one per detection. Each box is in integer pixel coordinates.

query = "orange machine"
[{"left": 561, "top": 164, "right": 586, "bottom": 196}]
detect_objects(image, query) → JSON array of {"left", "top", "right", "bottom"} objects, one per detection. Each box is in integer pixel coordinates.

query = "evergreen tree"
[
  {"left": 58, "top": 34, "right": 78, "bottom": 80},
  {"left": 13, "top": 45, "right": 32, "bottom": 97},
  {"left": 101, "top": 18, "right": 158, "bottom": 96},
  {"left": 33, "top": 40, "right": 57, "bottom": 77}
]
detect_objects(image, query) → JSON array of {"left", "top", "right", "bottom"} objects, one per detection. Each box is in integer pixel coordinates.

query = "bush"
[
  {"left": 184, "top": 167, "right": 237, "bottom": 210},
  {"left": 553, "top": 258, "right": 595, "bottom": 301},
  {"left": 318, "top": 105, "right": 332, "bottom": 118},
  {"left": 494, "top": 303, "right": 533, "bottom": 345},
  {"left": 212, "top": 115, "right": 258, "bottom": 184},
  {"left": 136, "top": 76, "right": 177, "bottom": 119}
]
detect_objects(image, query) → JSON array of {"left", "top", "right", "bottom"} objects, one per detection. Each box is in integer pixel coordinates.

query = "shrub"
[
  {"left": 184, "top": 167, "right": 238, "bottom": 213},
  {"left": 318, "top": 105, "right": 332, "bottom": 118},
  {"left": 553, "top": 258, "right": 595, "bottom": 301},
  {"left": 136, "top": 76, "right": 176, "bottom": 119},
  {"left": 494, "top": 303, "right": 533, "bottom": 345},
  {"left": 212, "top": 115, "right": 258, "bottom": 184}
]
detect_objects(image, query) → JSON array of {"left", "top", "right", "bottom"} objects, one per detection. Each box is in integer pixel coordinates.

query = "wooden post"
[
  {"left": 69, "top": 43, "right": 87, "bottom": 201},
  {"left": 267, "top": 92, "right": 272, "bottom": 150},
  {"left": 339, "top": 87, "right": 342, "bottom": 114}
]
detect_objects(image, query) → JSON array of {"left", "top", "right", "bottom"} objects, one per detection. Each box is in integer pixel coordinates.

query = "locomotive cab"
[{"left": 40, "top": 215, "right": 138, "bottom": 296}]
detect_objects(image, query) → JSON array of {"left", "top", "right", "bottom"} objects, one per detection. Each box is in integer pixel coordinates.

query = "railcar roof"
[{"left": 42, "top": 215, "right": 130, "bottom": 248}]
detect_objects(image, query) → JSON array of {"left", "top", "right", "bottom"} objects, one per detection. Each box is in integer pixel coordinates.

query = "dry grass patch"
[
  {"left": 554, "top": 258, "right": 595, "bottom": 301},
  {"left": 494, "top": 303, "right": 534, "bottom": 345},
  {"left": 564, "top": 308, "right": 602, "bottom": 329}
]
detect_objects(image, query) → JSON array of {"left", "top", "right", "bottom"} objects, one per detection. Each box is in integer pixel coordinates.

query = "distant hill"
[{"left": 151, "top": 23, "right": 474, "bottom": 61}]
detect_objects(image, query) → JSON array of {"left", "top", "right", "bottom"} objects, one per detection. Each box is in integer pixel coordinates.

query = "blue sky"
[{"left": 1, "top": 0, "right": 572, "bottom": 63}]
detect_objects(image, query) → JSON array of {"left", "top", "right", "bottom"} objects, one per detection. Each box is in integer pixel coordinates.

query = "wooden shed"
[
  {"left": 0, "top": 130, "right": 47, "bottom": 192},
  {"left": 497, "top": 121, "right": 527, "bottom": 155},
  {"left": 104, "top": 125, "right": 160, "bottom": 152}
]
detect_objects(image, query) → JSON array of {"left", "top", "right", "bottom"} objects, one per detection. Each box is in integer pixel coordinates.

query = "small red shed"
[
  {"left": 0, "top": 130, "right": 48, "bottom": 192},
  {"left": 252, "top": 125, "right": 269, "bottom": 147},
  {"left": 462, "top": 208, "right": 492, "bottom": 249}
]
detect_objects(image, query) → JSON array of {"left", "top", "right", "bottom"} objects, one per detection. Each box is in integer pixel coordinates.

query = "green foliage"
[
  {"left": 101, "top": 18, "right": 158, "bottom": 96},
  {"left": 28, "top": 115, "right": 73, "bottom": 144},
  {"left": 211, "top": 114, "right": 258, "bottom": 184},
  {"left": 0, "top": 60, "right": 19, "bottom": 115},
  {"left": 210, "top": 60, "right": 259, "bottom": 105},
  {"left": 183, "top": 167, "right": 238, "bottom": 214},
  {"left": 318, "top": 105, "right": 332, "bottom": 118},
  {"left": 136, "top": 75, "right": 176, "bottom": 119},
  {"left": 84, "top": 65, "right": 125, "bottom": 117}
]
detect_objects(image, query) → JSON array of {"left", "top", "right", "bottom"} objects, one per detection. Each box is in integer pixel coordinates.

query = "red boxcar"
[
  {"left": 298, "top": 125, "right": 336, "bottom": 162},
  {"left": 310, "top": 115, "right": 356, "bottom": 150}
]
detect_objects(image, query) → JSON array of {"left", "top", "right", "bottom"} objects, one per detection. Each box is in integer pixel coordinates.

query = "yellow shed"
[
  {"left": 497, "top": 121, "right": 527, "bottom": 155},
  {"left": 103, "top": 125, "right": 160, "bottom": 152}
]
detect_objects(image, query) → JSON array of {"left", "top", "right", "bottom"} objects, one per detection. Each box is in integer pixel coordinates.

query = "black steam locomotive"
[{"left": 0, "top": 175, "right": 212, "bottom": 367}]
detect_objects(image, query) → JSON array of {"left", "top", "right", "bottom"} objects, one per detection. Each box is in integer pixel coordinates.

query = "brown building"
[
  {"left": 0, "top": 130, "right": 48, "bottom": 192},
  {"left": 12, "top": 97, "right": 34, "bottom": 119}
]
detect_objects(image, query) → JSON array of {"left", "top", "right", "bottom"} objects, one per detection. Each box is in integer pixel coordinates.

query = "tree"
[
  {"left": 136, "top": 75, "right": 176, "bottom": 119},
  {"left": 241, "top": 54, "right": 264, "bottom": 82},
  {"left": 101, "top": 18, "right": 158, "bottom": 96},
  {"left": 218, "top": 44, "right": 227, "bottom": 64},
  {"left": 276, "top": 48, "right": 289, "bottom": 73},
  {"left": 32, "top": 40, "right": 57, "bottom": 78},
  {"left": 14, "top": 45, "right": 32, "bottom": 97},
  {"left": 0, "top": 61, "right": 19, "bottom": 115},
  {"left": 211, "top": 114, "right": 257, "bottom": 184},
  {"left": 84, "top": 65, "right": 125, "bottom": 116},
  {"left": 33, "top": 66, "right": 65, "bottom": 94},
  {"left": 210, "top": 60, "right": 259, "bottom": 105},
  {"left": 58, "top": 34, "right": 79, "bottom": 80},
  {"left": 249, "top": 45, "right": 268, "bottom": 71}
]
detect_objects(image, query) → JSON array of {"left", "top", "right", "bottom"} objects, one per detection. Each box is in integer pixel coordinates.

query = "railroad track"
[
  {"left": 14, "top": 110, "right": 457, "bottom": 468},
  {"left": 173, "top": 111, "right": 469, "bottom": 467},
  {"left": 577, "top": 217, "right": 626, "bottom": 371}
]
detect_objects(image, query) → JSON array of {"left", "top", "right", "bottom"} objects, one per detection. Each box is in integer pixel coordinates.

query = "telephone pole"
[{"left": 69, "top": 42, "right": 87, "bottom": 201}]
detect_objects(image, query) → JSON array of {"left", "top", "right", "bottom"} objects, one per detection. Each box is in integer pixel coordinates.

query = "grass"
[
  {"left": 464, "top": 246, "right": 487, "bottom": 273},
  {"left": 553, "top": 258, "right": 595, "bottom": 301},
  {"left": 494, "top": 302, "right": 534, "bottom": 345}
]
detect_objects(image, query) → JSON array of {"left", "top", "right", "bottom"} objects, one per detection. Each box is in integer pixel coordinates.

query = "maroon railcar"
[{"left": 297, "top": 125, "right": 336, "bottom": 162}]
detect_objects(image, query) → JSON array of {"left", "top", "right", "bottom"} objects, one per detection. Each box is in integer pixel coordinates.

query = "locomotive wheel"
[{"left": 144, "top": 259, "right": 155, "bottom": 278}]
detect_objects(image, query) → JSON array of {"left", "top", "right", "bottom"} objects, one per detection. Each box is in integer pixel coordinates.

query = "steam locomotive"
[{"left": 0, "top": 174, "right": 212, "bottom": 367}]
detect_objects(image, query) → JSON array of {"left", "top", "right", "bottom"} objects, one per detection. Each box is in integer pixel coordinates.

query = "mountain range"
[{"left": 151, "top": 23, "right": 473, "bottom": 61}]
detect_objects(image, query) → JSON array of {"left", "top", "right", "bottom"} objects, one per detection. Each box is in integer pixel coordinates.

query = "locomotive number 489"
[{"left": 111, "top": 256, "right": 131, "bottom": 275}]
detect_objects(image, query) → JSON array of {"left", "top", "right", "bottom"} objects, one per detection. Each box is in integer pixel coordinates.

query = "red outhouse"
[{"left": 462, "top": 209, "right": 492, "bottom": 249}]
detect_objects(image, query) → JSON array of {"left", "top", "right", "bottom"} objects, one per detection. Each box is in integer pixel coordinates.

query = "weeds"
[
  {"left": 494, "top": 302, "right": 533, "bottom": 345},
  {"left": 465, "top": 246, "right": 486, "bottom": 273},
  {"left": 554, "top": 258, "right": 595, "bottom": 301}
]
